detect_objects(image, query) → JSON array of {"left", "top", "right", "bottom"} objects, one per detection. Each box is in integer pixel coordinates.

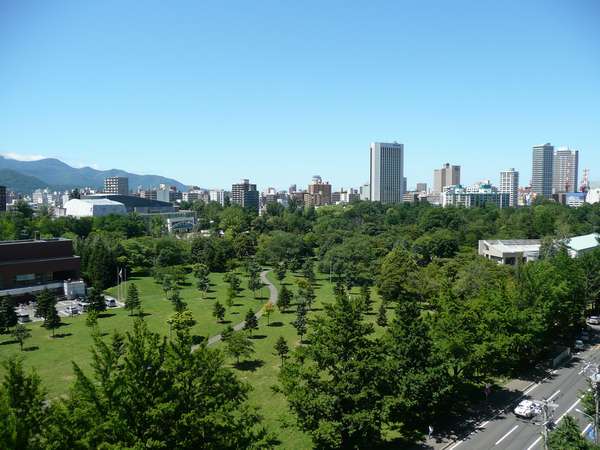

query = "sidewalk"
[{"left": 421, "top": 378, "right": 537, "bottom": 449}]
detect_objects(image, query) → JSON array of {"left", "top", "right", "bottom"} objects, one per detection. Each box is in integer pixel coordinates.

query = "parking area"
[{"left": 15, "top": 295, "right": 124, "bottom": 322}]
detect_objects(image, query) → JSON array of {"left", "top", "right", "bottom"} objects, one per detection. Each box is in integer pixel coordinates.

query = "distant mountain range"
[{"left": 0, "top": 156, "right": 188, "bottom": 193}]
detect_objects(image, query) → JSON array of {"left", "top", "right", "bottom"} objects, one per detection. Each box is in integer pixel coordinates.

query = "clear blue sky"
[{"left": 1, "top": 0, "right": 599, "bottom": 191}]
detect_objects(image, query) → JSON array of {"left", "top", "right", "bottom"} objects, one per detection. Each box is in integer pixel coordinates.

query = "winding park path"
[{"left": 194, "top": 270, "right": 278, "bottom": 349}]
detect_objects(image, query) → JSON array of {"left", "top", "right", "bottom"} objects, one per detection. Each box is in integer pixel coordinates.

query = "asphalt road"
[{"left": 447, "top": 343, "right": 600, "bottom": 450}]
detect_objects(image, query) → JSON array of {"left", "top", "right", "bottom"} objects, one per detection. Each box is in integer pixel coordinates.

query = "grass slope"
[{"left": 0, "top": 269, "right": 388, "bottom": 449}]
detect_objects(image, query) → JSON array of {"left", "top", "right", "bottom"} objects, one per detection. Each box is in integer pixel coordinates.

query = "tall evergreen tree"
[
  {"left": 0, "top": 297, "right": 17, "bottom": 333},
  {"left": 88, "top": 288, "right": 107, "bottom": 312},
  {"left": 244, "top": 309, "right": 258, "bottom": 334},
  {"left": 34, "top": 288, "right": 54, "bottom": 319},
  {"left": 279, "top": 294, "right": 386, "bottom": 449},
  {"left": 45, "top": 304, "right": 61, "bottom": 337},
  {"left": 213, "top": 301, "right": 226, "bottom": 323},
  {"left": 278, "top": 284, "right": 292, "bottom": 313},
  {"left": 0, "top": 357, "right": 46, "bottom": 450},
  {"left": 125, "top": 282, "right": 141, "bottom": 316},
  {"left": 12, "top": 324, "right": 31, "bottom": 351},
  {"left": 376, "top": 302, "right": 388, "bottom": 327},
  {"left": 292, "top": 302, "right": 307, "bottom": 342},
  {"left": 274, "top": 336, "right": 289, "bottom": 365}
]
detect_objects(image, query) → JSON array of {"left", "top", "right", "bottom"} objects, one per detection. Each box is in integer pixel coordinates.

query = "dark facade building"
[
  {"left": 0, "top": 238, "right": 81, "bottom": 295},
  {"left": 0, "top": 185, "right": 6, "bottom": 212},
  {"left": 231, "top": 179, "right": 259, "bottom": 212}
]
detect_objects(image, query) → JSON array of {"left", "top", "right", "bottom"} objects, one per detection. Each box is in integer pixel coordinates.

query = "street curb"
[
  {"left": 437, "top": 353, "right": 581, "bottom": 450},
  {"left": 437, "top": 379, "right": 539, "bottom": 450}
]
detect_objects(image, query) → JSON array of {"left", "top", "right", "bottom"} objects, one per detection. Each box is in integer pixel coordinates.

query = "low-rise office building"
[
  {"left": 479, "top": 233, "right": 599, "bottom": 265},
  {"left": 442, "top": 184, "right": 509, "bottom": 208},
  {"left": 478, "top": 239, "right": 542, "bottom": 265},
  {"left": 0, "top": 238, "right": 81, "bottom": 297}
]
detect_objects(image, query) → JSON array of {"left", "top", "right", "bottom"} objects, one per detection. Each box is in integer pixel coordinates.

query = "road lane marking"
[
  {"left": 526, "top": 436, "right": 542, "bottom": 450},
  {"left": 448, "top": 440, "right": 463, "bottom": 449},
  {"left": 582, "top": 423, "right": 593, "bottom": 436},
  {"left": 557, "top": 398, "right": 582, "bottom": 424},
  {"left": 523, "top": 383, "right": 539, "bottom": 395},
  {"left": 494, "top": 425, "right": 519, "bottom": 446},
  {"left": 479, "top": 420, "right": 490, "bottom": 428},
  {"left": 547, "top": 389, "right": 560, "bottom": 401}
]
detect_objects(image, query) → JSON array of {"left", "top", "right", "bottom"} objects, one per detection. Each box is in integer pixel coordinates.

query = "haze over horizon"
[{"left": 1, "top": 1, "right": 599, "bottom": 191}]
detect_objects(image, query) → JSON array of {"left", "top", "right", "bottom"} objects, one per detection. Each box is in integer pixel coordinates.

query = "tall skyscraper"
[
  {"left": 531, "top": 143, "right": 554, "bottom": 197},
  {"left": 369, "top": 142, "right": 404, "bottom": 203},
  {"left": 500, "top": 168, "right": 519, "bottom": 208},
  {"left": 416, "top": 182, "right": 428, "bottom": 192},
  {"left": 104, "top": 176, "right": 129, "bottom": 195},
  {"left": 231, "top": 179, "right": 259, "bottom": 212},
  {"left": 0, "top": 185, "right": 6, "bottom": 212},
  {"left": 553, "top": 147, "right": 579, "bottom": 193},
  {"left": 433, "top": 163, "right": 461, "bottom": 193}
]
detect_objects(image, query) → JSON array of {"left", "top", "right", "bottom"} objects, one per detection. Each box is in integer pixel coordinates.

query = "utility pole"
[
  {"left": 592, "top": 372, "right": 600, "bottom": 445},
  {"left": 536, "top": 398, "right": 557, "bottom": 450}
]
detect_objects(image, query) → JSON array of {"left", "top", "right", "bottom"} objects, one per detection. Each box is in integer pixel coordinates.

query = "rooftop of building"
[
  {"left": 67, "top": 198, "right": 124, "bottom": 206},
  {"left": 83, "top": 194, "right": 173, "bottom": 208},
  {"left": 481, "top": 239, "right": 541, "bottom": 253},
  {"left": 0, "top": 237, "right": 72, "bottom": 247},
  {"left": 566, "top": 233, "right": 600, "bottom": 252}
]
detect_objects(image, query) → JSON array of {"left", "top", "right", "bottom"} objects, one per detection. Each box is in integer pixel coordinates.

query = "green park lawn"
[{"left": 0, "top": 269, "right": 388, "bottom": 449}]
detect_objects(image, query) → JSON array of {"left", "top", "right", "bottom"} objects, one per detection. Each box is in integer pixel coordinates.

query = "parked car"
[
  {"left": 65, "top": 305, "right": 81, "bottom": 316},
  {"left": 575, "top": 339, "right": 585, "bottom": 351},
  {"left": 514, "top": 400, "right": 543, "bottom": 419},
  {"left": 587, "top": 316, "right": 600, "bottom": 325},
  {"left": 17, "top": 313, "right": 31, "bottom": 323},
  {"left": 106, "top": 298, "right": 117, "bottom": 308}
]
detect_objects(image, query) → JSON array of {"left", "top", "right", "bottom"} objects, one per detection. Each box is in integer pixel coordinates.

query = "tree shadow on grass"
[
  {"left": 234, "top": 359, "right": 265, "bottom": 372},
  {"left": 204, "top": 296, "right": 216, "bottom": 300},
  {"left": 98, "top": 313, "right": 116, "bottom": 319},
  {"left": 254, "top": 296, "right": 269, "bottom": 300},
  {"left": 309, "top": 307, "right": 323, "bottom": 312},
  {"left": 53, "top": 332, "right": 73, "bottom": 338},
  {"left": 0, "top": 339, "right": 19, "bottom": 346},
  {"left": 249, "top": 334, "right": 267, "bottom": 340},
  {"left": 219, "top": 320, "right": 232, "bottom": 324},
  {"left": 269, "top": 321, "right": 284, "bottom": 327},
  {"left": 23, "top": 346, "right": 39, "bottom": 352}
]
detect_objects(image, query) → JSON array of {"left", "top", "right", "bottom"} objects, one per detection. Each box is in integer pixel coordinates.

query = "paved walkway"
[{"left": 194, "top": 270, "right": 278, "bottom": 349}]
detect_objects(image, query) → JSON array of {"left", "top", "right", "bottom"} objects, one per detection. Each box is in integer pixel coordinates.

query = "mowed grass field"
[{"left": 0, "top": 269, "right": 388, "bottom": 449}]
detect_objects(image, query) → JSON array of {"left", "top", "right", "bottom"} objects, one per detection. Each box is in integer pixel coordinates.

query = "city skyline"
[{"left": 1, "top": 1, "right": 599, "bottom": 189}]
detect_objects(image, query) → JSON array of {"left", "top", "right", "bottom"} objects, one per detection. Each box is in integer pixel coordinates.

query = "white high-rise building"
[
  {"left": 360, "top": 183, "right": 370, "bottom": 201},
  {"left": 500, "top": 168, "right": 519, "bottom": 207},
  {"left": 209, "top": 189, "right": 226, "bottom": 206},
  {"left": 369, "top": 142, "right": 404, "bottom": 203},
  {"left": 553, "top": 147, "right": 578, "bottom": 194}
]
